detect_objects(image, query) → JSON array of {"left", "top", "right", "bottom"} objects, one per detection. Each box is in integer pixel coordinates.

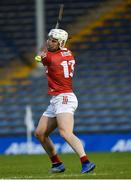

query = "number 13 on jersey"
[{"left": 61, "top": 60, "right": 75, "bottom": 78}]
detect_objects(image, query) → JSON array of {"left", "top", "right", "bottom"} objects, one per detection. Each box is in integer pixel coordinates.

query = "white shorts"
[{"left": 43, "top": 93, "right": 78, "bottom": 117}]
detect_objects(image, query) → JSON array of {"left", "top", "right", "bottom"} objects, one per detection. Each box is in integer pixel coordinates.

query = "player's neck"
[{"left": 48, "top": 48, "right": 60, "bottom": 52}]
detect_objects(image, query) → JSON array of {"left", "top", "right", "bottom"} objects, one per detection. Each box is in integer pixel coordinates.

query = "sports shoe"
[
  {"left": 81, "top": 162, "right": 96, "bottom": 174},
  {"left": 51, "top": 162, "right": 65, "bottom": 173}
]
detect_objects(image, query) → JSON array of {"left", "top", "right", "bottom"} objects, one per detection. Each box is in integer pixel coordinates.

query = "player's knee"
[
  {"left": 34, "top": 129, "right": 43, "bottom": 139},
  {"left": 35, "top": 129, "right": 49, "bottom": 141}
]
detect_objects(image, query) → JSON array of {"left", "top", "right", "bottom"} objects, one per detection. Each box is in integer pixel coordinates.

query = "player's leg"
[
  {"left": 56, "top": 113, "right": 86, "bottom": 157},
  {"left": 35, "top": 115, "right": 57, "bottom": 157},
  {"left": 56, "top": 113, "right": 95, "bottom": 173},
  {"left": 55, "top": 93, "right": 86, "bottom": 157},
  {"left": 35, "top": 114, "right": 65, "bottom": 173}
]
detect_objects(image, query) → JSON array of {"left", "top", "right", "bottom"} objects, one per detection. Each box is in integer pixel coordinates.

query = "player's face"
[{"left": 47, "top": 36, "right": 60, "bottom": 52}]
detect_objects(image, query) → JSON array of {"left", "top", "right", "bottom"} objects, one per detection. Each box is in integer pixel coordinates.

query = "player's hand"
[
  {"left": 35, "top": 52, "right": 47, "bottom": 62},
  {"left": 35, "top": 46, "right": 47, "bottom": 62},
  {"left": 35, "top": 55, "right": 42, "bottom": 62}
]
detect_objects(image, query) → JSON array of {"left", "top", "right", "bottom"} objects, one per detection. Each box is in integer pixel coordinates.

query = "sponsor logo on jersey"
[{"left": 61, "top": 51, "right": 72, "bottom": 57}]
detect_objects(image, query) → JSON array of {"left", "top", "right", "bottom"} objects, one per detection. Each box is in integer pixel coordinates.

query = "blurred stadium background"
[{"left": 0, "top": 0, "right": 131, "bottom": 154}]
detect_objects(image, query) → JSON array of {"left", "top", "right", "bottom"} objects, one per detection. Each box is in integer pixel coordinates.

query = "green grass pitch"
[{"left": 0, "top": 152, "right": 131, "bottom": 179}]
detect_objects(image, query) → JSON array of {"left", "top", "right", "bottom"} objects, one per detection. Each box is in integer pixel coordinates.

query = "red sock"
[
  {"left": 50, "top": 154, "right": 61, "bottom": 164},
  {"left": 80, "top": 155, "right": 89, "bottom": 164}
]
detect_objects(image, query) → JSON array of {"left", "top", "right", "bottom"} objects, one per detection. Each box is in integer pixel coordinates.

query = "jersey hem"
[{"left": 48, "top": 90, "right": 73, "bottom": 96}]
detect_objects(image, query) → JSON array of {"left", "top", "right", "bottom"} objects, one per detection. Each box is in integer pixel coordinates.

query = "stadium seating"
[
  {"left": 45, "top": 0, "right": 105, "bottom": 32},
  {"left": 0, "top": 0, "right": 36, "bottom": 67}
]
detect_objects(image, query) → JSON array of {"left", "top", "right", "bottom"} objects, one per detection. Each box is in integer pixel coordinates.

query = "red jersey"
[{"left": 42, "top": 48, "right": 75, "bottom": 95}]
